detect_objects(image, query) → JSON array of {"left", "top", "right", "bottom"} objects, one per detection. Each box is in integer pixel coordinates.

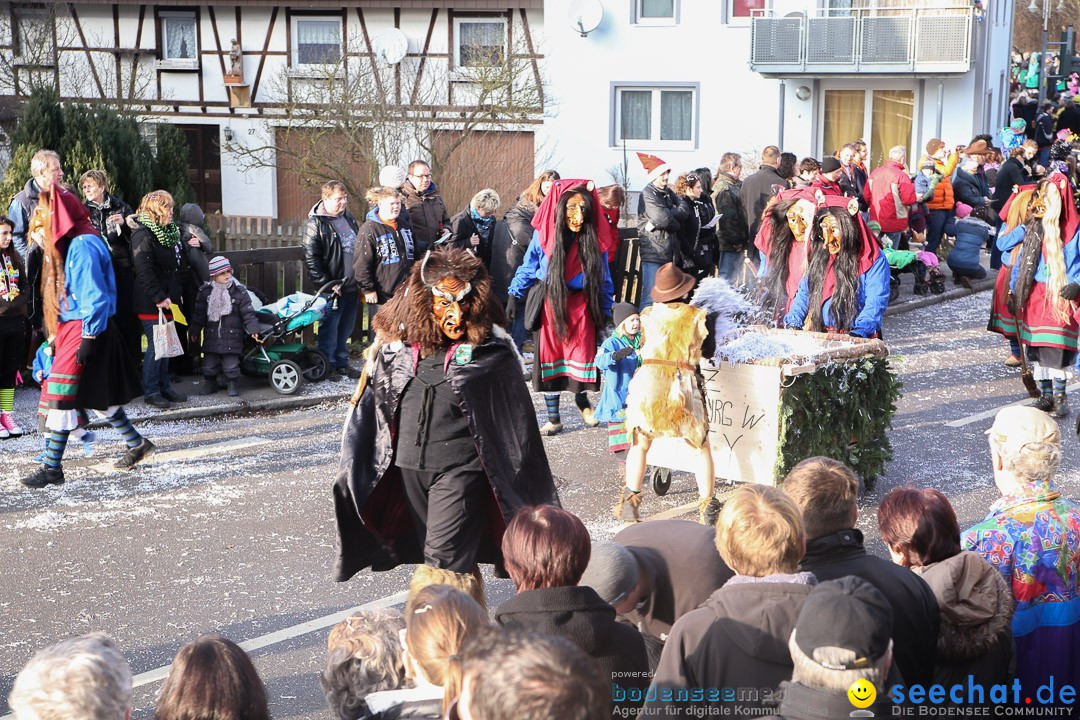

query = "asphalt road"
[{"left": 1, "top": 287, "right": 1078, "bottom": 719}]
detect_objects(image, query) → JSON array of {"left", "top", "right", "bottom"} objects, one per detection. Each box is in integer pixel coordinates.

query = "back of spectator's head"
[
  {"left": 988, "top": 405, "right": 1061, "bottom": 491},
  {"left": 877, "top": 487, "right": 961, "bottom": 568},
  {"left": 154, "top": 636, "right": 269, "bottom": 720},
  {"left": 798, "top": 157, "right": 821, "bottom": 176},
  {"left": 408, "top": 565, "right": 486, "bottom": 612},
  {"left": 762, "top": 146, "right": 782, "bottom": 166},
  {"left": 716, "top": 485, "right": 804, "bottom": 577},
  {"left": 457, "top": 626, "right": 609, "bottom": 720},
  {"left": 579, "top": 540, "right": 640, "bottom": 609},
  {"left": 378, "top": 165, "right": 407, "bottom": 190},
  {"left": 320, "top": 609, "right": 407, "bottom": 720},
  {"left": 888, "top": 145, "right": 907, "bottom": 163},
  {"left": 782, "top": 456, "right": 859, "bottom": 540},
  {"left": 404, "top": 584, "right": 489, "bottom": 715},
  {"left": 693, "top": 167, "right": 714, "bottom": 194},
  {"left": 789, "top": 577, "right": 893, "bottom": 693},
  {"left": 718, "top": 152, "right": 743, "bottom": 174},
  {"left": 9, "top": 633, "right": 131, "bottom": 720},
  {"left": 502, "top": 505, "right": 591, "bottom": 591},
  {"left": 595, "top": 183, "right": 625, "bottom": 210},
  {"left": 778, "top": 152, "right": 797, "bottom": 180}
]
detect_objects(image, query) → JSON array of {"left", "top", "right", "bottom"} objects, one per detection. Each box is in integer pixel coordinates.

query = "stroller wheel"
[
  {"left": 651, "top": 467, "right": 672, "bottom": 496},
  {"left": 889, "top": 278, "right": 900, "bottom": 302},
  {"left": 302, "top": 350, "right": 331, "bottom": 382},
  {"left": 269, "top": 359, "right": 304, "bottom": 395}
]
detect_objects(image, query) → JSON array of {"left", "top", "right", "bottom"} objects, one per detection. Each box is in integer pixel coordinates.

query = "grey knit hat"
[
  {"left": 378, "top": 165, "right": 407, "bottom": 189},
  {"left": 579, "top": 541, "right": 640, "bottom": 607}
]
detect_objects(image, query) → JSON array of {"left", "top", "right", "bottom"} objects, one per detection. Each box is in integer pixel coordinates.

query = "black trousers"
[
  {"left": 0, "top": 317, "right": 26, "bottom": 390},
  {"left": 398, "top": 457, "right": 488, "bottom": 572},
  {"left": 203, "top": 352, "right": 241, "bottom": 380}
]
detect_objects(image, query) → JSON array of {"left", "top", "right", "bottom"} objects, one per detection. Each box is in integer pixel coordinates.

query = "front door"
[{"left": 179, "top": 124, "right": 222, "bottom": 214}]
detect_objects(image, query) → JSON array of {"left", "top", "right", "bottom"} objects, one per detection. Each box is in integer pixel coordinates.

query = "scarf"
[
  {"left": 1, "top": 251, "right": 19, "bottom": 302},
  {"left": 138, "top": 212, "right": 180, "bottom": 248},
  {"left": 470, "top": 207, "right": 495, "bottom": 243},
  {"left": 615, "top": 330, "right": 642, "bottom": 368},
  {"left": 207, "top": 279, "right": 234, "bottom": 322}
]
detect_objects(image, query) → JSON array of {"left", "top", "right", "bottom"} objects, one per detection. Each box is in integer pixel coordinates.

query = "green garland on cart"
[{"left": 774, "top": 356, "right": 902, "bottom": 488}]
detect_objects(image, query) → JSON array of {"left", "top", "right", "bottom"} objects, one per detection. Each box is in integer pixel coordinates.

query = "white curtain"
[
  {"left": 620, "top": 91, "right": 652, "bottom": 140},
  {"left": 641, "top": 0, "right": 675, "bottom": 18},
  {"left": 660, "top": 91, "right": 692, "bottom": 141},
  {"left": 297, "top": 20, "right": 340, "bottom": 64},
  {"left": 460, "top": 22, "right": 504, "bottom": 66},
  {"left": 165, "top": 17, "right": 197, "bottom": 60}
]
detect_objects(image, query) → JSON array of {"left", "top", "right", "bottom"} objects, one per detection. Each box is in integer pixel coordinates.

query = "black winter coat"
[
  {"left": 711, "top": 172, "right": 749, "bottom": 253},
  {"left": 953, "top": 169, "right": 991, "bottom": 208},
  {"left": 495, "top": 586, "right": 650, "bottom": 714},
  {"left": 448, "top": 209, "right": 494, "bottom": 268},
  {"left": 190, "top": 281, "right": 261, "bottom": 355},
  {"left": 636, "top": 184, "right": 688, "bottom": 264},
  {"left": 992, "top": 157, "right": 1030, "bottom": 212},
  {"left": 332, "top": 333, "right": 559, "bottom": 580},
  {"left": 354, "top": 213, "right": 415, "bottom": 303},
  {"left": 130, "top": 219, "right": 183, "bottom": 316},
  {"left": 739, "top": 165, "right": 787, "bottom": 240},
  {"left": 489, "top": 201, "right": 537, "bottom": 303},
  {"left": 401, "top": 180, "right": 451, "bottom": 254},
  {"left": 301, "top": 204, "right": 360, "bottom": 289},
  {"left": 85, "top": 194, "right": 134, "bottom": 273},
  {"left": 799, "top": 529, "right": 941, "bottom": 689}
]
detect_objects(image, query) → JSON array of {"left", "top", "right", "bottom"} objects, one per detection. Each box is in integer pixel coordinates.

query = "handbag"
[
  {"left": 153, "top": 308, "right": 184, "bottom": 360},
  {"left": 523, "top": 281, "right": 547, "bottom": 332}
]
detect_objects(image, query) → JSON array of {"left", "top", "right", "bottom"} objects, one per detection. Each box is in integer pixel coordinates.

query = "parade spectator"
[
  {"left": 155, "top": 636, "right": 270, "bottom": 720},
  {"left": 645, "top": 485, "right": 813, "bottom": 717},
  {"left": 811, "top": 157, "right": 844, "bottom": 196},
  {"left": 1000, "top": 118, "right": 1028, "bottom": 152},
  {"left": 992, "top": 146, "right": 1031, "bottom": 213},
  {"left": 174, "top": 202, "right": 214, "bottom": 375},
  {"left": 1058, "top": 95, "right": 1080, "bottom": 136},
  {"left": 865, "top": 145, "right": 918, "bottom": 246},
  {"left": 839, "top": 143, "right": 869, "bottom": 211},
  {"left": 962, "top": 406, "right": 1080, "bottom": 704},
  {"left": 366, "top": 584, "right": 487, "bottom": 718},
  {"left": 9, "top": 633, "right": 131, "bottom": 720},
  {"left": 579, "top": 519, "right": 734, "bottom": 667},
  {"left": 401, "top": 160, "right": 452, "bottom": 255},
  {"left": 302, "top": 180, "right": 361, "bottom": 380},
  {"left": 494, "top": 505, "right": 649, "bottom": 714},
  {"left": 945, "top": 204, "right": 992, "bottom": 288},
  {"left": 918, "top": 139, "right": 959, "bottom": 253},
  {"left": 673, "top": 172, "right": 712, "bottom": 279},
  {"left": 1013, "top": 92, "right": 1038, "bottom": 137},
  {"left": 739, "top": 145, "right": 786, "bottom": 256},
  {"left": 456, "top": 626, "right": 610, "bottom": 720},
  {"left": 1034, "top": 101, "right": 1057, "bottom": 165},
  {"left": 1022, "top": 139, "right": 1046, "bottom": 180},
  {"left": 782, "top": 457, "right": 940, "bottom": 689},
  {"left": 320, "top": 609, "right": 407, "bottom": 720},
  {"left": 8, "top": 149, "right": 63, "bottom": 259},
  {"left": 189, "top": 256, "right": 260, "bottom": 397},
  {"left": 853, "top": 140, "right": 870, "bottom": 173},
  {"left": 711, "top": 152, "right": 749, "bottom": 285},
  {"left": 953, "top": 156, "right": 992, "bottom": 208},
  {"left": 449, "top": 189, "right": 501, "bottom": 269},
  {"left": 791, "top": 157, "right": 820, "bottom": 190},
  {"left": 355, "top": 185, "right": 416, "bottom": 319},
  {"left": 594, "top": 303, "right": 641, "bottom": 463},
  {"left": 596, "top": 184, "right": 626, "bottom": 300},
  {"left": 80, "top": 170, "right": 140, "bottom": 362},
  {"left": 131, "top": 190, "right": 187, "bottom": 408},
  {"left": 879, "top": 487, "right": 1014, "bottom": 695},
  {"left": 777, "top": 151, "right": 797, "bottom": 185},
  {"left": 0, "top": 217, "right": 27, "bottom": 438},
  {"left": 775, "top": 578, "right": 895, "bottom": 719},
  {"left": 635, "top": 153, "right": 686, "bottom": 308}
]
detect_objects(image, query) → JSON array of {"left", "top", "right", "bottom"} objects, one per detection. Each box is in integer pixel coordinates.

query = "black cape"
[{"left": 332, "top": 332, "right": 560, "bottom": 580}]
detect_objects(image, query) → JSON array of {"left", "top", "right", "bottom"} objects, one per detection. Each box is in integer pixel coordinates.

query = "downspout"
[
  {"left": 778, "top": 79, "right": 786, "bottom": 147},
  {"left": 936, "top": 81, "right": 944, "bottom": 138}
]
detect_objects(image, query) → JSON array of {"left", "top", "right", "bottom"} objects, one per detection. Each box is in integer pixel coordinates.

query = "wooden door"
[
  {"left": 179, "top": 124, "right": 223, "bottom": 214},
  {"left": 430, "top": 130, "right": 535, "bottom": 216}
]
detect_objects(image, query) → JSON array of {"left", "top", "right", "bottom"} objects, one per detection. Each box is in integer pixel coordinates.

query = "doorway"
[
  {"left": 179, "top": 124, "right": 222, "bottom": 214},
  {"left": 821, "top": 87, "right": 916, "bottom": 168}
]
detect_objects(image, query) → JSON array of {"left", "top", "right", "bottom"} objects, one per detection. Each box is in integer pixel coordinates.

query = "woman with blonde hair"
[{"left": 449, "top": 188, "right": 502, "bottom": 269}]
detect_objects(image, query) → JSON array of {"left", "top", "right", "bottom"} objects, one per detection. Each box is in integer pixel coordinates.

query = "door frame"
[{"left": 816, "top": 80, "right": 918, "bottom": 163}]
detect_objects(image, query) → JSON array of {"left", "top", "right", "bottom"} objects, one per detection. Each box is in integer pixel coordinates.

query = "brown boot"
[
  {"left": 408, "top": 564, "right": 487, "bottom": 611},
  {"left": 614, "top": 487, "right": 644, "bottom": 522}
]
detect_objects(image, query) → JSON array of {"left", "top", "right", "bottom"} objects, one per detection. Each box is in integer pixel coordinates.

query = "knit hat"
[
  {"left": 867, "top": 220, "right": 881, "bottom": 235},
  {"left": 792, "top": 576, "right": 893, "bottom": 671},
  {"left": 919, "top": 159, "right": 936, "bottom": 171},
  {"left": 579, "top": 541, "right": 640, "bottom": 606},
  {"left": 612, "top": 302, "right": 638, "bottom": 328},
  {"left": 820, "top": 157, "right": 841, "bottom": 173},
  {"left": 1010, "top": 118, "right": 1027, "bottom": 132},
  {"left": 378, "top": 165, "right": 407, "bottom": 189},
  {"left": 208, "top": 255, "right": 232, "bottom": 277},
  {"left": 637, "top": 152, "right": 672, "bottom": 184},
  {"left": 955, "top": 202, "right": 972, "bottom": 219},
  {"left": 926, "top": 138, "right": 946, "bottom": 156}
]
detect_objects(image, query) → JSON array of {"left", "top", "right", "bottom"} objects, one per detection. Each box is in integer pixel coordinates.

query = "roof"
[{"left": 65, "top": 1, "right": 542, "bottom": 7}]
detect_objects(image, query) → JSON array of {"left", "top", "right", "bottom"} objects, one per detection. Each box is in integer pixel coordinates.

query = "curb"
[
  {"left": 87, "top": 391, "right": 352, "bottom": 429},
  {"left": 884, "top": 277, "right": 995, "bottom": 317}
]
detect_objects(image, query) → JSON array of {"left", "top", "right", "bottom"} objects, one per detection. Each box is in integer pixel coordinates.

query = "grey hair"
[
  {"left": 888, "top": 146, "right": 907, "bottom": 162},
  {"left": 31, "top": 150, "right": 61, "bottom": 177},
  {"left": 9, "top": 633, "right": 132, "bottom": 720},
  {"left": 470, "top": 188, "right": 501, "bottom": 214},
  {"left": 320, "top": 609, "right": 408, "bottom": 720},
  {"left": 990, "top": 436, "right": 1060, "bottom": 486},
  {"left": 788, "top": 630, "right": 891, "bottom": 693}
]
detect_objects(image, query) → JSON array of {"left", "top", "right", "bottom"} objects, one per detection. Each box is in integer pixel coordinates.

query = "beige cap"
[{"left": 986, "top": 406, "right": 1060, "bottom": 457}]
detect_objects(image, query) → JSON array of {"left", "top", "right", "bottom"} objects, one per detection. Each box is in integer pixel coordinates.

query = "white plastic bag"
[{"left": 153, "top": 308, "right": 184, "bottom": 360}]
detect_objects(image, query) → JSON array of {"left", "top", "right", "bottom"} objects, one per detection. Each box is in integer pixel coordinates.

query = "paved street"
[{"left": 2, "top": 287, "right": 1079, "bottom": 719}]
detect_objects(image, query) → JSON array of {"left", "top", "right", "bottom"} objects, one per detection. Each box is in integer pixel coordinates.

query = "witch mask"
[
  {"left": 820, "top": 214, "right": 843, "bottom": 255},
  {"left": 787, "top": 199, "right": 815, "bottom": 244}
]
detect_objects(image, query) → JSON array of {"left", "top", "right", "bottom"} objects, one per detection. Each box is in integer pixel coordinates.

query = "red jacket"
[{"left": 864, "top": 160, "right": 917, "bottom": 234}]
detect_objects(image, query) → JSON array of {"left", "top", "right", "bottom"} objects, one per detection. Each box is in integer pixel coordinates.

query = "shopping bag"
[{"left": 153, "top": 308, "right": 184, "bottom": 360}]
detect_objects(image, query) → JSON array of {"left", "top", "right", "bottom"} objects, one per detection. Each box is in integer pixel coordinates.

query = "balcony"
[{"left": 749, "top": 6, "right": 974, "bottom": 76}]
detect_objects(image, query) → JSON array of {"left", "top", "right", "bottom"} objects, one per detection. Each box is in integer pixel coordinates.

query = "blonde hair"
[
  {"left": 79, "top": 170, "right": 109, "bottom": 194},
  {"left": 1004, "top": 188, "right": 1035, "bottom": 234},
  {"left": 365, "top": 186, "right": 401, "bottom": 205},
  {"left": 470, "top": 188, "right": 501, "bottom": 214},
  {"left": 715, "top": 485, "right": 805, "bottom": 576},
  {"left": 137, "top": 190, "right": 175, "bottom": 226},
  {"left": 1037, "top": 179, "right": 1070, "bottom": 323},
  {"left": 9, "top": 633, "right": 132, "bottom": 720}
]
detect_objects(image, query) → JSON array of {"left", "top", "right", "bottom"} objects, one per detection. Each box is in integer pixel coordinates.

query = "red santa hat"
[{"left": 637, "top": 152, "right": 671, "bottom": 184}]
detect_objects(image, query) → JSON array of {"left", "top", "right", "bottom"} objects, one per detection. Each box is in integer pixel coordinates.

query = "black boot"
[
  {"left": 199, "top": 376, "right": 219, "bottom": 395},
  {"left": 227, "top": 381, "right": 239, "bottom": 397},
  {"left": 1034, "top": 380, "right": 1054, "bottom": 412},
  {"left": 21, "top": 465, "right": 65, "bottom": 488},
  {"left": 1052, "top": 391, "right": 1070, "bottom": 418}
]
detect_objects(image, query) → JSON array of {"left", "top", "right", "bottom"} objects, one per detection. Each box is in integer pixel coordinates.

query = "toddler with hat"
[
  {"left": 595, "top": 302, "right": 643, "bottom": 460},
  {"left": 189, "top": 256, "right": 261, "bottom": 397}
]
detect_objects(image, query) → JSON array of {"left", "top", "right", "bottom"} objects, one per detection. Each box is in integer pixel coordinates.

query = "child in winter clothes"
[
  {"left": 945, "top": 203, "right": 993, "bottom": 287},
  {"left": 189, "top": 256, "right": 260, "bottom": 397},
  {"left": 32, "top": 342, "right": 94, "bottom": 459},
  {"left": 595, "top": 303, "right": 642, "bottom": 459}
]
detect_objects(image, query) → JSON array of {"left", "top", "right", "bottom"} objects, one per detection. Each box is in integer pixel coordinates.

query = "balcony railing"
[{"left": 749, "top": 6, "right": 973, "bottom": 74}]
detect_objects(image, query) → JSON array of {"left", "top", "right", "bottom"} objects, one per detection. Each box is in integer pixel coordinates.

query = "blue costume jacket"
[
  {"left": 594, "top": 332, "right": 639, "bottom": 423},
  {"left": 61, "top": 233, "right": 117, "bottom": 337},
  {"left": 508, "top": 231, "right": 614, "bottom": 317},
  {"left": 784, "top": 252, "right": 890, "bottom": 338},
  {"left": 998, "top": 224, "right": 1080, "bottom": 289}
]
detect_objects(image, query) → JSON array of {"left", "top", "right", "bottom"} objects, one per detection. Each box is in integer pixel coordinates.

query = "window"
[
  {"left": 821, "top": 87, "right": 914, "bottom": 167},
  {"left": 634, "top": 0, "right": 678, "bottom": 25},
  {"left": 455, "top": 18, "right": 507, "bottom": 67},
  {"left": 160, "top": 11, "right": 198, "bottom": 63},
  {"left": 728, "top": 0, "right": 766, "bottom": 20},
  {"left": 614, "top": 85, "right": 697, "bottom": 149},
  {"left": 292, "top": 16, "right": 342, "bottom": 66},
  {"left": 13, "top": 9, "right": 55, "bottom": 65}
]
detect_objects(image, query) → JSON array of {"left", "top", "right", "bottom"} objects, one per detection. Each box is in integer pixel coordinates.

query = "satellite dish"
[
  {"left": 372, "top": 28, "right": 409, "bottom": 65},
  {"left": 568, "top": 0, "right": 603, "bottom": 37}
]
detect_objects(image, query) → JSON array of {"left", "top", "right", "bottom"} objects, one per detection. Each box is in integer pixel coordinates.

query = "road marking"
[
  {"left": 944, "top": 382, "right": 1080, "bottom": 428},
  {"left": 91, "top": 436, "right": 274, "bottom": 473}
]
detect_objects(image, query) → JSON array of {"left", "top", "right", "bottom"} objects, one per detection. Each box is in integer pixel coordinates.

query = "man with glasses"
[
  {"left": 711, "top": 152, "right": 749, "bottom": 285},
  {"left": 401, "top": 160, "right": 451, "bottom": 255}
]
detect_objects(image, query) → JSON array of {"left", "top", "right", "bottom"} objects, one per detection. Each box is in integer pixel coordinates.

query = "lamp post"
[{"left": 1029, "top": 0, "right": 1065, "bottom": 104}]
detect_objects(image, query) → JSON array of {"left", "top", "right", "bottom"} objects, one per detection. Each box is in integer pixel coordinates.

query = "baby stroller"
[
  {"left": 242, "top": 280, "right": 340, "bottom": 394},
  {"left": 885, "top": 246, "right": 944, "bottom": 300}
]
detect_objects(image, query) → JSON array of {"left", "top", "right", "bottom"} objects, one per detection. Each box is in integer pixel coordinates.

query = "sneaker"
[
  {"left": 0, "top": 426, "right": 8, "bottom": 440},
  {"left": 613, "top": 487, "right": 643, "bottom": 522},
  {"left": 161, "top": 388, "right": 187, "bottom": 403},
  {"left": 144, "top": 394, "right": 171, "bottom": 409},
  {"left": 0, "top": 412, "right": 23, "bottom": 436},
  {"left": 579, "top": 407, "right": 600, "bottom": 428},
  {"left": 199, "top": 379, "right": 219, "bottom": 395},
  {"left": 21, "top": 465, "right": 65, "bottom": 488},
  {"left": 538, "top": 421, "right": 563, "bottom": 436},
  {"left": 1004, "top": 355, "right": 1022, "bottom": 368},
  {"left": 81, "top": 430, "right": 96, "bottom": 459},
  {"left": 698, "top": 496, "right": 723, "bottom": 526},
  {"left": 115, "top": 438, "right": 156, "bottom": 470},
  {"left": 227, "top": 381, "right": 239, "bottom": 397}
]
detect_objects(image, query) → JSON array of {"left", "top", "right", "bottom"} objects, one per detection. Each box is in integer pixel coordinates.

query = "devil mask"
[{"left": 431, "top": 275, "right": 471, "bottom": 340}]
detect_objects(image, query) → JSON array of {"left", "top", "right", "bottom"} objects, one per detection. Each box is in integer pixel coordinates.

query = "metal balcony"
[{"left": 749, "top": 6, "right": 974, "bottom": 75}]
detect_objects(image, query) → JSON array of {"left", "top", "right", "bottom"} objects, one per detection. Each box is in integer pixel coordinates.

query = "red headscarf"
[
  {"left": 1047, "top": 171, "right": 1079, "bottom": 244},
  {"left": 754, "top": 187, "right": 819, "bottom": 257},
  {"left": 50, "top": 186, "right": 98, "bottom": 254},
  {"left": 531, "top": 179, "right": 618, "bottom": 266},
  {"left": 815, "top": 194, "right": 880, "bottom": 303}
]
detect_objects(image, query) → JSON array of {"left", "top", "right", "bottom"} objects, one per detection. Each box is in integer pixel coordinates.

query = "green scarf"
[
  {"left": 138, "top": 212, "right": 180, "bottom": 248},
  {"left": 615, "top": 331, "right": 643, "bottom": 368}
]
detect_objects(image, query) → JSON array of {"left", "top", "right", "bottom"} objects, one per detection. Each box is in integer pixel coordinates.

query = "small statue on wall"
[{"left": 227, "top": 39, "right": 243, "bottom": 83}]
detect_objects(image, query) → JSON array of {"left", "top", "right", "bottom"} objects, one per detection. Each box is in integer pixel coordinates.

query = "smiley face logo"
[{"left": 847, "top": 679, "right": 876, "bottom": 709}]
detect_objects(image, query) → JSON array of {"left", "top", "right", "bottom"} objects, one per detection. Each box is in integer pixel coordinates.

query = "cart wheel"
[
  {"left": 302, "top": 350, "right": 331, "bottom": 382},
  {"left": 651, "top": 467, "right": 672, "bottom": 496},
  {"left": 269, "top": 359, "right": 304, "bottom": 395}
]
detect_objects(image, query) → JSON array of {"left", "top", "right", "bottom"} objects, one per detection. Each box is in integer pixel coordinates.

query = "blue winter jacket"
[
  {"left": 508, "top": 231, "right": 614, "bottom": 318},
  {"left": 945, "top": 217, "right": 992, "bottom": 272},
  {"left": 60, "top": 233, "right": 117, "bottom": 337},
  {"left": 33, "top": 343, "right": 52, "bottom": 382},
  {"left": 784, "top": 252, "right": 890, "bottom": 338},
  {"left": 999, "top": 224, "right": 1080, "bottom": 288},
  {"left": 594, "top": 332, "right": 639, "bottom": 423}
]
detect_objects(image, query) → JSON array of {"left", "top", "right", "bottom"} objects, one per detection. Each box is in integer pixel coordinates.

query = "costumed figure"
[
  {"left": 989, "top": 185, "right": 1037, "bottom": 366},
  {"left": 998, "top": 163, "right": 1080, "bottom": 417},
  {"left": 507, "top": 180, "right": 617, "bottom": 435},
  {"left": 784, "top": 196, "right": 891, "bottom": 338},
  {"left": 20, "top": 189, "right": 152, "bottom": 489},
  {"left": 754, "top": 188, "right": 817, "bottom": 320},
  {"left": 332, "top": 247, "right": 560, "bottom": 596},
  {"left": 617, "top": 262, "right": 721, "bottom": 525}
]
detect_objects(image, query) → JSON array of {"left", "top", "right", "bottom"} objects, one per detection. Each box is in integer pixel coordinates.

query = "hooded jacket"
[
  {"left": 301, "top": 201, "right": 360, "bottom": 289},
  {"left": 8, "top": 177, "right": 41, "bottom": 258},
  {"left": 945, "top": 216, "right": 993, "bottom": 272},
  {"left": 178, "top": 203, "right": 214, "bottom": 284},
  {"left": 918, "top": 152, "right": 958, "bottom": 211},
  {"left": 992, "top": 157, "right": 1029, "bottom": 212},
  {"left": 495, "top": 585, "right": 650, "bottom": 714},
  {"left": 354, "top": 207, "right": 415, "bottom": 303},
  {"left": 401, "top": 179, "right": 451, "bottom": 254},
  {"left": 637, "top": 183, "right": 688, "bottom": 265},
  {"left": 953, "top": 168, "right": 991, "bottom": 208},
  {"left": 490, "top": 201, "right": 537, "bottom": 302},
  {"left": 865, "top": 160, "right": 918, "bottom": 232}
]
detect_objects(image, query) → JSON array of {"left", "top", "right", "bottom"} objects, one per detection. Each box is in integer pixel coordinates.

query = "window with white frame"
[
  {"left": 160, "top": 11, "right": 198, "bottom": 62},
  {"left": 615, "top": 86, "right": 696, "bottom": 149},
  {"left": 292, "top": 16, "right": 342, "bottom": 66},
  {"left": 727, "top": 0, "right": 766, "bottom": 22},
  {"left": 455, "top": 18, "right": 507, "bottom": 68},
  {"left": 634, "top": 0, "right": 677, "bottom": 25}
]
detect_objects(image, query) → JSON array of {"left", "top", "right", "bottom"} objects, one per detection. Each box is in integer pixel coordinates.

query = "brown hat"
[
  {"left": 926, "top": 138, "right": 945, "bottom": 156},
  {"left": 650, "top": 263, "right": 696, "bottom": 303},
  {"left": 963, "top": 139, "right": 993, "bottom": 157}
]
